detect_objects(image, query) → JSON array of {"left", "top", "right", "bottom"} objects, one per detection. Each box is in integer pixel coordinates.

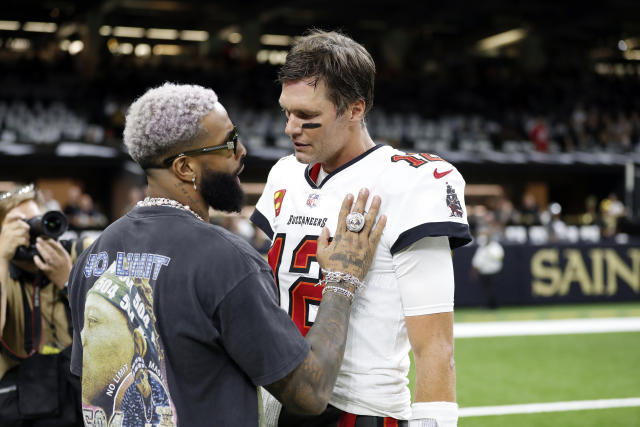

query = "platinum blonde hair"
[{"left": 123, "top": 82, "right": 219, "bottom": 168}]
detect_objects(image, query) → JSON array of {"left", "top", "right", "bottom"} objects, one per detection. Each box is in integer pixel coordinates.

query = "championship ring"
[{"left": 345, "top": 212, "right": 365, "bottom": 233}]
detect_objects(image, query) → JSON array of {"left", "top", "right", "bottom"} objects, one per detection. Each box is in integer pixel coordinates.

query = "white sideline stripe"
[
  {"left": 454, "top": 317, "right": 640, "bottom": 338},
  {"left": 459, "top": 397, "right": 640, "bottom": 417}
]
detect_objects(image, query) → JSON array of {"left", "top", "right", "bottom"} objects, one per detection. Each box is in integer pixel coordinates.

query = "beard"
[{"left": 199, "top": 165, "right": 245, "bottom": 213}]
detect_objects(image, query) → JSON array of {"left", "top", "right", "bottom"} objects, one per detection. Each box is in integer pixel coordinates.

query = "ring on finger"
[{"left": 346, "top": 212, "right": 365, "bottom": 233}]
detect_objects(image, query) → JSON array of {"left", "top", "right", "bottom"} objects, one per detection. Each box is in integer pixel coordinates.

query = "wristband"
[{"left": 409, "top": 402, "right": 458, "bottom": 427}]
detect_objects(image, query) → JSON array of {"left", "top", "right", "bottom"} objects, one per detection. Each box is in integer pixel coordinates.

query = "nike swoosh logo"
[{"left": 433, "top": 168, "right": 453, "bottom": 179}]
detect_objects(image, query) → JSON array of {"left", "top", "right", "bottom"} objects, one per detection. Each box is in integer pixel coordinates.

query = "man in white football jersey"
[{"left": 251, "top": 30, "right": 471, "bottom": 427}]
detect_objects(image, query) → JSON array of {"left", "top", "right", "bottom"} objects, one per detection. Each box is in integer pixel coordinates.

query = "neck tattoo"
[{"left": 136, "top": 197, "right": 205, "bottom": 222}]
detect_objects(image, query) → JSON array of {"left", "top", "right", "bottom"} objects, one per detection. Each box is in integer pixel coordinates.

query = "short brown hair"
[
  {"left": 0, "top": 183, "right": 43, "bottom": 225},
  {"left": 278, "top": 30, "right": 376, "bottom": 117}
]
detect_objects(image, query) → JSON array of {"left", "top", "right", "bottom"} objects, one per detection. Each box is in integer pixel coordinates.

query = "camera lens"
[
  {"left": 40, "top": 211, "right": 68, "bottom": 239},
  {"left": 44, "top": 216, "right": 61, "bottom": 231}
]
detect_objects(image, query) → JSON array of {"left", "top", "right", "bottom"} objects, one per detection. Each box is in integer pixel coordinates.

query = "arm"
[
  {"left": 265, "top": 189, "right": 386, "bottom": 414},
  {"left": 0, "top": 211, "right": 31, "bottom": 332},
  {"left": 406, "top": 312, "right": 456, "bottom": 402},
  {"left": 393, "top": 236, "right": 459, "bottom": 426}
]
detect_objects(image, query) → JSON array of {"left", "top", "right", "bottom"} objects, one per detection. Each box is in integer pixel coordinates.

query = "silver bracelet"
[
  {"left": 322, "top": 285, "right": 354, "bottom": 304},
  {"left": 316, "top": 269, "right": 365, "bottom": 292}
]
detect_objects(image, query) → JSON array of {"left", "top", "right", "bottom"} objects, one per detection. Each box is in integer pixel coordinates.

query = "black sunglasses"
[{"left": 162, "top": 127, "right": 239, "bottom": 167}]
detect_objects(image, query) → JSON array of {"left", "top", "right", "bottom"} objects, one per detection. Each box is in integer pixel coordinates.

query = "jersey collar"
[{"left": 304, "top": 144, "right": 385, "bottom": 189}]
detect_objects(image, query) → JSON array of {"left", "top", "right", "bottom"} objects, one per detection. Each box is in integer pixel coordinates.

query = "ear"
[
  {"left": 170, "top": 156, "right": 198, "bottom": 184},
  {"left": 349, "top": 99, "right": 366, "bottom": 123},
  {"left": 133, "top": 327, "right": 148, "bottom": 357}
]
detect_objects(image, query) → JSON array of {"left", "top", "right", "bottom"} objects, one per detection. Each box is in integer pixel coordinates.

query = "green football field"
[{"left": 408, "top": 302, "right": 640, "bottom": 426}]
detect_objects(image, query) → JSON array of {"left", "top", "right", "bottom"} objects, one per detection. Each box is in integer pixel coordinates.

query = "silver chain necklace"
[{"left": 136, "top": 197, "right": 205, "bottom": 222}]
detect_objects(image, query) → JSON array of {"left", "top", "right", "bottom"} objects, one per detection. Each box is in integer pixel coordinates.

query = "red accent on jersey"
[
  {"left": 391, "top": 154, "right": 426, "bottom": 168},
  {"left": 433, "top": 168, "right": 453, "bottom": 179},
  {"left": 309, "top": 163, "right": 322, "bottom": 182},
  {"left": 290, "top": 238, "right": 318, "bottom": 273},
  {"left": 267, "top": 234, "right": 286, "bottom": 302},
  {"left": 289, "top": 279, "right": 322, "bottom": 336}
]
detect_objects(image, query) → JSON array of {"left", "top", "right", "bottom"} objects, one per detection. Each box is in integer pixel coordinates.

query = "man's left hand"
[{"left": 33, "top": 237, "right": 72, "bottom": 290}]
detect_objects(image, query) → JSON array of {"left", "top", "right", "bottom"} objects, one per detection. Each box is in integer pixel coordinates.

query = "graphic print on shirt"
[{"left": 80, "top": 262, "right": 177, "bottom": 427}]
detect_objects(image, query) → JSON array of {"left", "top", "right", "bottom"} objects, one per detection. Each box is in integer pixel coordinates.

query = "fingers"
[
  {"left": 351, "top": 188, "right": 370, "bottom": 214},
  {"left": 334, "top": 193, "right": 355, "bottom": 236},
  {"left": 35, "top": 238, "right": 56, "bottom": 264},
  {"left": 33, "top": 254, "right": 48, "bottom": 271},
  {"left": 316, "top": 226, "right": 330, "bottom": 252},
  {"left": 359, "top": 195, "right": 381, "bottom": 236},
  {"left": 3, "top": 211, "right": 27, "bottom": 224},
  {"left": 368, "top": 214, "right": 387, "bottom": 248}
]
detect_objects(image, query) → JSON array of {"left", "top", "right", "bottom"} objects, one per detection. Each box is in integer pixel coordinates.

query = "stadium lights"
[
  {"left": 68, "top": 40, "right": 84, "bottom": 55},
  {"left": 118, "top": 43, "right": 133, "bottom": 55},
  {"left": 256, "top": 49, "right": 287, "bottom": 64},
  {"left": 113, "top": 26, "right": 145, "bottom": 38},
  {"left": 227, "top": 32, "right": 242, "bottom": 44},
  {"left": 260, "top": 34, "right": 292, "bottom": 46},
  {"left": 153, "top": 44, "right": 182, "bottom": 55},
  {"left": 623, "top": 50, "right": 640, "bottom": 61},
  {"left": 7, "top": 38, "right": 30, "bottom": 51},
  {"left": 179, "top": 30, "right": 209, "bottom": 41},
  {"left": 23, "top": 21, "right": 58, "bottom": 33},
  {"left": 134, "top": 43, "right": 151, "bottom": 56},
  {"left": 0, "top": 20, "right": 20, "bottom": 31},
  {"left": 146, "top": 28, "right": 178, "bottom": 40},
  {"left": 477, "top": 28, "right": 527, "bottom": 51},
  {"left": 618, "top": 40, "right": 628, "bottom": 51}
]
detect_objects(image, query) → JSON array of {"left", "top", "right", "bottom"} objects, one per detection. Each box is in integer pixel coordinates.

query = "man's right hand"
[{"left": 0, "top": 211, "right": 30, "bottom": 261}]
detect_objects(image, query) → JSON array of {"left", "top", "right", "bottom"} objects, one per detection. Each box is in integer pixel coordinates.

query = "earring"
[{"left": 192, "top": 176, "right": 197, "bottom": 191}]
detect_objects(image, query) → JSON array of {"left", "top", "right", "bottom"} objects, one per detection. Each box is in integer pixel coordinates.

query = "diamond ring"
[{"left": 345, "top": 212, "right": 365, "bottom": 233}]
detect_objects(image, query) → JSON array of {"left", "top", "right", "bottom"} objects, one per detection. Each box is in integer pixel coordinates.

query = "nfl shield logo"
[{"left": 306, "top": 193, "right": 320, "bottom": 208}]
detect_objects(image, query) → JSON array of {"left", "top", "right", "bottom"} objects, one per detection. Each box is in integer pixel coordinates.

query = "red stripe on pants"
[
  {"left": 338, "top": 412, "right": 357, "bottom": 427},
  {"left": 384, "top": 418, "right": 399, "bottom": 427}
]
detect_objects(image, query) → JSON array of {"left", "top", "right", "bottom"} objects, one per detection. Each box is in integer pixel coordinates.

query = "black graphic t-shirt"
[{"left": 68, "top": 206, "right": 310, "bottom": 426}]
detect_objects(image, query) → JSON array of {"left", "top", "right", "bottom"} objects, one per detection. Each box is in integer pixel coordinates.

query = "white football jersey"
[{"left": 251, "top": 144, "right": 471, "bottom": 418}]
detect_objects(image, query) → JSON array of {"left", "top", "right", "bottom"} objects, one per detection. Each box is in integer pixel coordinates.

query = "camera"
[{"left": 13, "top": 210, "right": 70, "bottom": 260}]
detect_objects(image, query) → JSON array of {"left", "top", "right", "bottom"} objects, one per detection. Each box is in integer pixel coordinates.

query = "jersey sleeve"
[
  {"left": 216, "top": 270, "right": 310, "bottom": 386},
  {"left": 392, "top": 236, "right": 455, "bottom": 316},
  {"left": 380, "top": 154, "right": 472, "bottom": 254}
]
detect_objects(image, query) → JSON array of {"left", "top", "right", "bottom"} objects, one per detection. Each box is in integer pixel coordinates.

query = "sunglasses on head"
[
  {"left": 0, "top": 183, "right": 35, "bottom": 202},
  {"left": 162, "top": 127, "right": 239, "bottom": 167}
]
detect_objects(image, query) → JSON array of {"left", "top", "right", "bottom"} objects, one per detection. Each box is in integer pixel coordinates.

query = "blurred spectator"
[
  {"left": 600, "top": 193, "right": 626, "bottom": 239},
  {"left": 63, "top": 185, "right": 82, "bottom": 219},
  {"left": 546, "top": 202, "right": 570, "bottom": 242},
  {"left": 581, "top": 195, "right": 603, "bottom": 227},
  {"left": 471, "top": 227, "right": 504, "bottom": 309},
  {"left": 67, "top": 193, "right": 107, "bottom": 230},
  {"left": 42, "top": 188, "right": 62, "bottom": 212},
  {"left": 494, "top": 196, "right": 520, "bottom": 228},
  {"left": 520, "top": 192, "right": 542, "bottom": 226},
  {"left": 528, "top": 116, "right": 550, "bottom": 152}
]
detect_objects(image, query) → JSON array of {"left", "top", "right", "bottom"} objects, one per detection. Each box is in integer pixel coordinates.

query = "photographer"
[{"left": 0, "top": 183, "right": 88, "bottom": 426}]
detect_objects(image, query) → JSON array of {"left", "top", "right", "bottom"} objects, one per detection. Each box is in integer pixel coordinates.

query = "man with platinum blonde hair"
[
  {"left": 252, "top": 30, "right": 471, "bottom": 426},
  {"left": 68, "top": 82, "right": 387, "bottom": 426}
]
